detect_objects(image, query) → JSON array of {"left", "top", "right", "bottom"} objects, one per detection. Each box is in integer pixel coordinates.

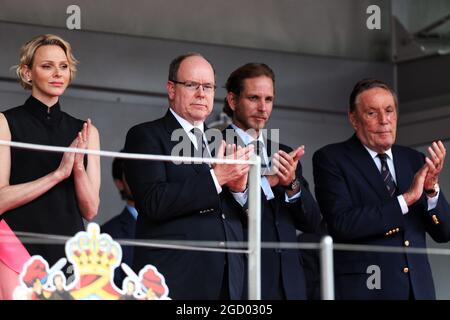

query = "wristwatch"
[
  {"left": 425, "top": 183, "right": 439, "bottom": 197},
  {"left": 286, "top": 177, "right": 300, "bottom": 192}
]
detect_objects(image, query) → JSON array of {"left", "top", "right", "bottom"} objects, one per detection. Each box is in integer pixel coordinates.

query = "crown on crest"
[{"left": 66, "top": 224, "right": 122, "bottom": 277}]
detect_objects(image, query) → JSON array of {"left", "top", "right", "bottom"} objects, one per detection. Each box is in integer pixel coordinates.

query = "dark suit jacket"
[
  {"left": 222, "top": 126, "right": 322, "bottom": 299},
  {"left": 123, "top": 111, "right": 245, "bottom": 300},
  {"left": 313, "top": 134, "right": 450, "bottom": 300},
  {"left": 297, "top": 232, "right": 323, "bottom": 300},
  {"left": 101, "top": 207, "right": 137, "bottom": 287}
]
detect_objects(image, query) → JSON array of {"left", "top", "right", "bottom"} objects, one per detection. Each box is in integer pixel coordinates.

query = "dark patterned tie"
[
  {"left": 378, "top": 153, "right": 397, "bottom": 197},
  {"left": 191, "top": 128, "right": 211, "bottom": 164}
]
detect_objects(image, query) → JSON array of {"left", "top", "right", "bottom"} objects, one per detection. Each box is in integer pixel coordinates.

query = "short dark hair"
[
  {"left": 223, "top": 63, "right": 275, "bottom": 117},
  {"left": 112, "top": 152, "right": 124, "bottom": 181},
  {"left": 112, "top": 152, "right": 132, "bottom": 201},
  {"left": 168, "top": 52, "right": 214, "bottom": 81},
  {"left": 349, "top": 78, "right": 398, "bottom": 113}
]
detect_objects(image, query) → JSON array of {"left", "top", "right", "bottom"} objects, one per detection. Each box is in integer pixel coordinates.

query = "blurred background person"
[{"left": 101, "top": 153, "right": 137, "bottom": 287}]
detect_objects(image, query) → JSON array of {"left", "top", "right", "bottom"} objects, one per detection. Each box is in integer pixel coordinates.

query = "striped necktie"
[
  {"left": 378, "top": 153, "right": 397, "bottom": 197},
  {"left": 191, "top": 128, "right": 211, "bottom": 166}
]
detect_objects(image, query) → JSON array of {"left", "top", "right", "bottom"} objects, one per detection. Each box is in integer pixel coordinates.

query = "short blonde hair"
[{"left": 15, "top": 34, "right": 78, "bottom": 90}]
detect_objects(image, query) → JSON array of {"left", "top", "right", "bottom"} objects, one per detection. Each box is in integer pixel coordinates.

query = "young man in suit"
[
  {"left": 313, "top": 78, "right": 450, "bottom": 299},
  {"left": 124, "top": 53, "right": 251, "bottom": 300},
  {"left": 222, "top": 63, "right": 322, "bottom": 299}
]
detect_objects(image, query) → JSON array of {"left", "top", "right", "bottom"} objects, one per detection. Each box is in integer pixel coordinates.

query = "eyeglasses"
[{"left": 170, "top": 80, "right": 216, "bottom": 93}]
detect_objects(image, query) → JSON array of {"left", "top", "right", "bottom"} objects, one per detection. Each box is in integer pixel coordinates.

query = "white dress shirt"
[
  {"left": 363, "top": 145, "right": 438, "bottom": 214},
  {"left": 170, "top": 108, "right": 221, "bottom": 194},
  {"left": 230, "top": 124, "right": 301, "bottom": 206}
]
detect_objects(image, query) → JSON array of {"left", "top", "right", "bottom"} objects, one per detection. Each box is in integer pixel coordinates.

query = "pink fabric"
[{"left": 0, "top": 219, "right": 30, "bottom": 274}]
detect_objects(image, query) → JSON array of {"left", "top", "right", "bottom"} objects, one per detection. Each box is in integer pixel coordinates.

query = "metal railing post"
[
  {"left": 247, "top": 155, "right": 261, "bottom": 300},
  {"left": 320, "top": 235, "right": 335, "bottom": 300}
]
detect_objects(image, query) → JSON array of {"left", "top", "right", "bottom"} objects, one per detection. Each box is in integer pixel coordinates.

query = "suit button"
[
  {"left": 432, "top": 215, "right": 440, "bottom": 225},
  {"left": 221, "top": 213, "right": 226, "bottom": 219},
  {"left": 403, "top": 267, "right": 409, "bottom": 273},
  {"left": 219, "top": 241, "right": 225, "bottom": 247},
  {"left": 404, "top": 240, "right": 410, "bottom": 247}
]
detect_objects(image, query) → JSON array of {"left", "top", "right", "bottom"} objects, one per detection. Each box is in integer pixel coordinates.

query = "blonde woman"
[{"left": 0, "top": 34, "right": 100, "bottom": 299}]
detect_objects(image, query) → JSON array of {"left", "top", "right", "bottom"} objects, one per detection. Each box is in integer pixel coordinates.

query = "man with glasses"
[
  {"left": 222, "top": 63, "right": 322, "bottom": 299},
  {"left": 124, "top": 53, "right": 251, "bottom": 300}
]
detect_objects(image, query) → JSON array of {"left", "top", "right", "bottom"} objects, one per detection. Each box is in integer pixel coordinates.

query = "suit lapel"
[
  {"left": 223, "top": 125, "right": 245, "bottom": 147},
  {"left": 163, "top": 109, "right": 189, "bottom": 149},
  {"left": 163, "top": 110, "right": 211, "bottom": 173},
  {"left": 119, "top": 207, "right": 135, "bottom": 236},
  {"left": 345, "top": 135, "right": 391, "bottom": 200},
  {"left": 222, "top": 125, "right": 277, "bottom": 212},
  {"left": 223, "top": 125, "right": 275, "bottom": 155},
  {"left": 392, "top": 145, "right": 413, "bottom": 195}
]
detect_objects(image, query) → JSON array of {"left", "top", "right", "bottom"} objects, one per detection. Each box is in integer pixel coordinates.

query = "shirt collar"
[
  {"left": 170, "top": 108, "right": 204, "bottom": 134},
  {"left": 363, "top": 145, "right": 393, "bottom": 161},
  {"left": 24, "top": 95, "right": 62, "bottom": 123},
  {"left": 126, "top": 205, "right": 138, "bottom": 220},
  {"left": 231, "top": 123, "right": 265, "bottom": 146}
]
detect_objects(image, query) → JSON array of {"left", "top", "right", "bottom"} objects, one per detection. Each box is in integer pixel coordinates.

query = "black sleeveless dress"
[{"left": 2, "top": 95, "right": 85, "bottom": 266}]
